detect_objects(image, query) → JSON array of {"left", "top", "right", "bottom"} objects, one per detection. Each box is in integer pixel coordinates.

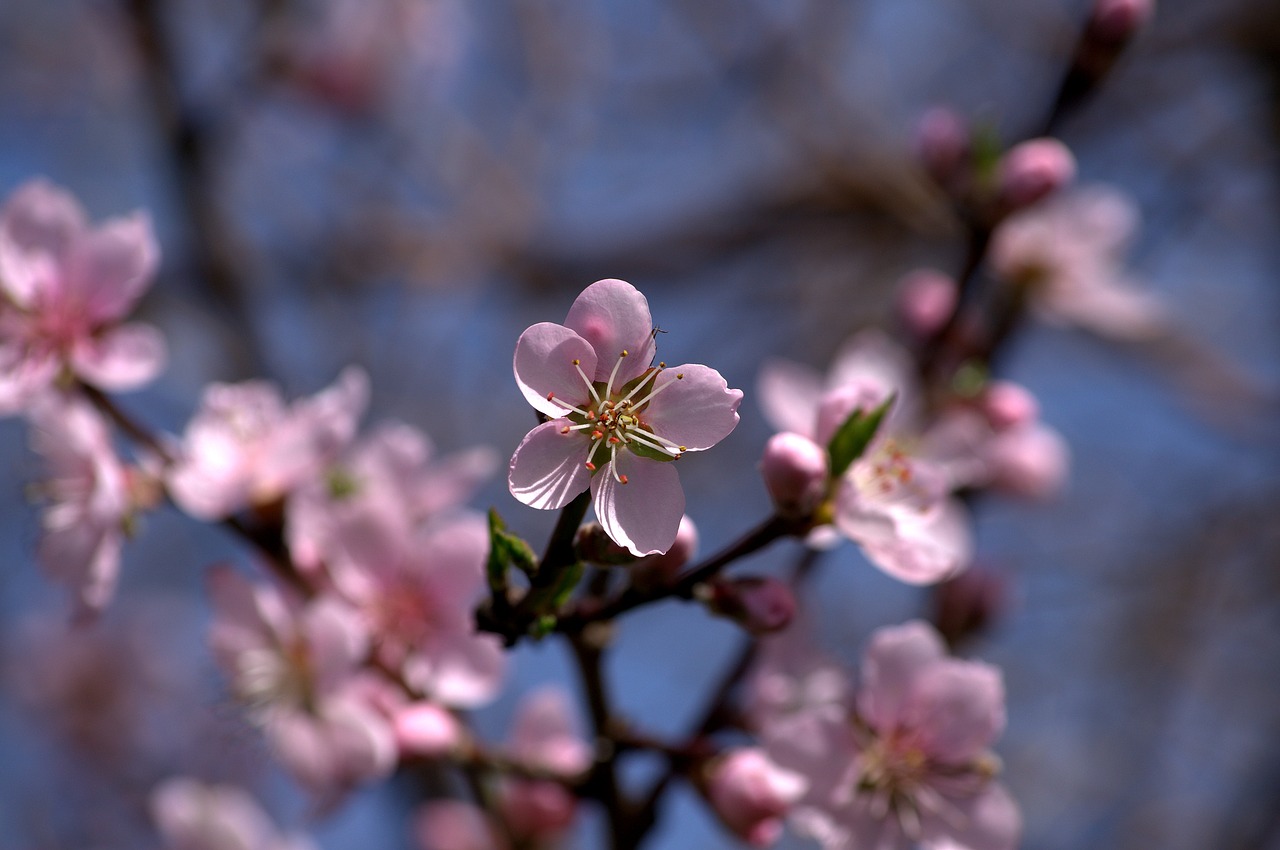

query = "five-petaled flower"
[{"left": 508, "top": 278, "right": 742, "bottom": 556}]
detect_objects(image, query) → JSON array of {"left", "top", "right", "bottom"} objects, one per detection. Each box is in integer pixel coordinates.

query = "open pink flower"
[
  {"left": 496, "top": 688, "right": 592, "bottom": 843},
  {"left": 706, "top": 748, "right": 808, "bottom": 846},
  {"left": 750, "top": 621, "right": 1020, "bottom": 850},
  {"left": 167, "top": 368, "right": 368, "bottom": 520},
  {"left": 151, "top": 777, "right": 316, "bottom": 850},
  {"left": 508, "top": 279, "right": 742, "bottom": 556},
  {"left": 0, "top": 179, "right": 164, "bottom": 413}
]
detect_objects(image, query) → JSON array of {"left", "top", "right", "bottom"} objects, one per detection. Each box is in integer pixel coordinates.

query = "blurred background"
[{"left": 1, "top": 0, "right": 1279, "bottom": 847}]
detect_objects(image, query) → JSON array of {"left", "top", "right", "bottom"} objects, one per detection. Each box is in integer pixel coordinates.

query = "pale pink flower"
[
  {"left": 151, "top": 777, "right": 316, "bottom": 850},
  {"left": 394, "top": 701, "right": 465, "bottom": 758},
  {"left": 207, "top": 566, "right": 397, "bottom": 796},
  {"left": 751, "top": 621, "right": 1020, "bottom": 850},
  {"left": 497, "top": 688, "right": 592, "bottom": 843},
  {"left": 167, "top": 368, "right": 368, "bottom": 520},
  {"left": 323, "top": 513, "right": 505, "bottom": 708},
  {"left": 0, "top": 179, "right": 164, "bottom": 413},
  {"left": 758, "top": 331, "right": 971, "bottom": 584},
  {"left": 989, "top": 184, "right": 1166, "bottom": 339},
  {"left": 286, "top": 420, "right": 495, "bottom": 576},
  {"left": 706, "top": 748, "right": 808, "bottom": 847},
  {"left": 509, "top": 278, "right": 742, "bottom": 556},
  {"left": 414, "top": 801, "right": 510, "bottom": 850},
  {"left": 27, "top": 394, "right": 132, "bottom": 616}
]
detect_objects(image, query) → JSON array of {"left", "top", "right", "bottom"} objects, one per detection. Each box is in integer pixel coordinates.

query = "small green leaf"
[
  {"left": 487, "top": 509, "right": 538, "bottom": 597},
  {"left": 827, "top": 394, "right": 895, "bottom": 479}
]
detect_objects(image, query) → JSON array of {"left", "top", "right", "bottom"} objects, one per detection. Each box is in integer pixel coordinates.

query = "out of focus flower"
[
  {"left": 508, "top": 278, "right": 742, "bottom": 556},
  {"left": 705, "top": 748, "right": 808, "bottom": 847},
  {"left": 750, "top": 621, "right": 1019, "bottom": 850},
  {"left": 496, "top": 688, "right": 592, "bottom": 843},
  {"left": 207, "top": 567, "right": 397, "bottom": 796},
  {"left": 989, "top": 184, "right": 1166, "bottom": 340},
  {"left": 994, "top": 138, "right": 1076, "bottom": 211},
  {"left": 895, "top": 269, "right": 958, "bottom": 341},
  {"left": 758, "top": 331, "right": 972, "bottom": 584},
  {"left": 151, "top": 777, "right": 316, "bottom": 850},
  {"left": 28, "top": 394, "right": 137, "bottom": 616},
  {"left": 394, "top": 701, "right": 465, "bottom": 758},
  {"left": 167, "top": 368, "right": 368, "bottom": 520},
  {"left": 414, "top": 800, "right": 510, "bottom": 850},
  {"left": 760, "top": 431, "right": 828, "bottom": 518},
  {"left": 704, "top": 576, "right": 797, "bottom": 636},
  {"left": 0, "top": 179, "right": 164, "bottom": 413},
  {"left": 914, "top": 107, "right": 970, "bottom": 184}
]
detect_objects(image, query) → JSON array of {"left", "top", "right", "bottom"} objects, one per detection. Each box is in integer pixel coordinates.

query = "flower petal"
[
  {"left": 67, "top": 211, "right": 159, "bottom": 323},
  {"left": 640, "top": 364, "right": 742, "bottom": 451},
  {"left": 757, "top": 357, "right": 823, "bottom": 438},
  {"left": 836, "top": 488, "right": 972, "bottom": 585},
  {"left": 508, "top": 420, "right": 591, "bottom": 510},
  {"left": 856, "top": 620, "right": 947, "bottom": 734},
  {"left": 407, "top": 632, "right": 507, "bottom": 708},
  {"left": 514, "top": 322, "right": 597, "bottom": 418},
  {"left": 563, "top": 279, "right": 654, "bottom": 385},
  {"left": 907, "top": 660, "right": 1005, "bottom": 765},
  {"left": 70, "top": 322, "right": 167, "bottom": 391},
  {"left": 920, "top": 781, "right": 1021, "bottom": 850},
  {"left": 0, "top": 179, "right": 86, "bottom": 307},
  {"left": 591, "top": 451, "right": 684, "bottom": 556}
]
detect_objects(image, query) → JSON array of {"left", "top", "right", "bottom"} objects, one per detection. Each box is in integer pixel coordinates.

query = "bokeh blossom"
[
  {"left": 509, "top": 278, "right": 742, "bottom": 556},
  {"left": 496, "top": 688, "right": 592, "bottom": 843},
  {"left": 0, "top": 179, "right": 164, "bottom": 413},
  {"left": 151, "top": 777, "right": 316, "bottom": 850}
]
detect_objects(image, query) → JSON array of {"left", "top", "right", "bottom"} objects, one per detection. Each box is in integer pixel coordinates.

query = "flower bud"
[
  {"left": 705, "top": 576, "right": 797, "bottom": 636},
  {"left": 979, "top": 381, "right": 1040, "bottom": 431},
  {"left": 631, "top": 515, "right": 698, "bottom": 587},
  {"left": 1088, "top": 0, "right": 1155, "bottom": 45},
  {"left": 896, "top": 269, "right": 958, "bottom": 340},
  {"left": 394, "top": 702, "right": 464, "bottom": 758},
  {"left": 499, "top": 780, "right": 579, "bottom": 842},
  {"left": 996, "top": 138, "right": 1076, "bottom": 211},
  {"left": 761, "top": 432, "right": 828, "bottom": 517},
  {"left": 576, "top": 522, "right": 639, "bottom": 566},
  {"left": 931, "top": 565, "right": 1009, "bottom": 646},
  {"left": 705, "top": 748, "right": 807, "bottom": 847},
  {"left": 914, "top": 106, "right": 970, "bottom": 183}
]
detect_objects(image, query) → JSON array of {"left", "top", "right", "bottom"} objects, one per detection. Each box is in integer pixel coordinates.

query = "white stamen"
[
  {"left": 571, "top": 359, "right": 601, "bottom": 405},
  {"left": 628, "top": 371, "right": 682, "bottom": 410},
  {"left": 604, "top": 350, "right": 628, "bottom": 399}
]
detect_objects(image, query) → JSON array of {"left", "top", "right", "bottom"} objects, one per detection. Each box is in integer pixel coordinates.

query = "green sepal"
[
  {"left": 487, "top": 509, "right": 538, "bottom": 596},
  {"left": 827, "top": 394, "right": 895, "bottom": 479},
  {"left": 971, "top": 121, "right": 1003, "bottom": 184}
]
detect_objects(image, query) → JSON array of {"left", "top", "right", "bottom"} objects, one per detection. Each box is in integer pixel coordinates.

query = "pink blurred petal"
[
  {"left": 513, "top": 322, "right": 597, "bottom": 418},
  {"left": 70, "top": 322, "right": 167, "bottom": 390},
  {"left": 908, "top": 662, "right": 1006, "bottom": 765},
  {"left": 920, "top": 782, "right": 1021, "bottom": 850},
  {"left": 507, "top": 419, "right": 591, "bottom": 510},
  {"left": 563, "top": 278, "right": 655, "bottom": 385},
  {"left": 856, "top": 620, "right": 947, "bottom": 734},
  {"left": 591, "top": 452, "right": 684, "bottom": 557},
  {"left": 406, "top": 632, "right": 506, "bottom": 708},
  {"left": 0, "top": 179, "right": 86, "bottom": 306},
  {"left": 757, "top": 357, "right": 823, "bottom": 438},
  {"left": 640, "top": 363, "right": 742, "bottom": 451},
  {"left": 67, "top": 211, "right": 158, "bottom": 322}
]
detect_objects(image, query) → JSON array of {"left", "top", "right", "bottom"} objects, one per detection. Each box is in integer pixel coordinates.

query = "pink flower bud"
[
  {"left": 996, "top": 138, "right": 1076, "bottom": 211},
  {"left": 896, "top": 269, "right": 958, "bottom": 339},
  {"left": 706, "top": 576, "right": 797, "bottom": 636},
  {"left": 1089, "top": 0, "right": 1155, "bottom": 44},
  {"left": 706, "top": 748, "right": 807, "bottom": 847},
  {"left": 979, "top": 381, "right": 1040, "bottom": 431},
  {"left": 499, "top": 780, "right": 579, "bottom": 842},
  {"left": 394, "top": 702, "right": 464, "bottom": 758},
  {"left": 987, "top": 423, "right": 1070, "bottom": 500},
  {"left": 914, "top": 106, "right": 970, "bottom": 182},
  {"left": 760, "top": 433, "right": 828, "bottom": 517}
]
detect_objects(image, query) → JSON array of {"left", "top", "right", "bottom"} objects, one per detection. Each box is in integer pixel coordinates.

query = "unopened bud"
[
  {"left": 931, "top": 565, "right": 1009, "bottom": 647},
  {"left": 395, "top": 702, "right": 464, "bottom": 758},
  {"left": 896, "top": 269, "right": 958, "bottom": 340},
  {"left": 1088, "top": 0, "right": 1155, "bottom": 45},
  {"left": 631, "top": 515, "right": 698, "bottom": 587},
  {"left": 996, "top": 138, "right": 1076, "bottom": 211},
  {"left": 705, "top": 748, "right": 807, "bottom": 847},
  {"left": 915, "top": 106, "right": 970, "bottom": 183},
  {"left": 979, "top": 381, "right": 1040, "bottom": 431},
  {"left": 705, "top": 576, "right": 796, "bottom": 636},
  {"left": 575, "top": 522, "right": 639, "bottom": 566},
  {"left": 498, "top": 780, "right": 578, "bottom": 842},
  {"left": 760, "top": 433, "right": 828, "bottom": 517}
]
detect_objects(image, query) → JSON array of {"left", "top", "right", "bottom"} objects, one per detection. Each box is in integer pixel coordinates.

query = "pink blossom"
[
  {"left": 414, "top": 801, "right": 510, "bottom": 850},
  {"left": 706, "top": 748, "right": 808, "bottom": 846},
  {"left": 27, "top": 394, "right": 132, "bottom": 616},
  {"left": 994, "top": 138, "right": 1076, "bottom": 211},
  {"left": 496, "top": 688, "right": 592, "bottom": 843},
  {"left": 705, "top": 576, "right": 798, "bottom": 636},
  {"left": 206, "top": 566, "right": 397, "bottom": 796},
  {"left": 394, "top": 701, "right": 465, "bottom": 758},
  {"left": 0, "top": 179, "right": 164, "bottom": 413},
  {"left": 508, "top": 278, "right": 742, "bottom": 556},
  {"left": 895, "top": 269, "right": 958, "bottom": 340},
  {"left": 760, "top": 431, "right": 829, "bottom": 518},
  {"left": 751, "top": 621, "right": 1020, "bottom": 850},
  {"left": 151, "top": 777, "right": 316, "bottom": 850},
  {"left": 989, "top": 184, "right": 1166, "bottom": 340},
  {"left": 322, "top": 513, "right": 505, "bottom": 708},
  {"left": 758, "top": 331, "right": 972, "bottom": 584},
  {"left": 167, "top": 368, "right": 368, "bottom": 519}
]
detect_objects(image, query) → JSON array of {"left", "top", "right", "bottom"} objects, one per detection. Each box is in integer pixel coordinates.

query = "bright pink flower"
[
  {"left": 0, "top": 179, "right": 164, "bottom": 413},
  {"left": 989, "top": 184, "right": 1166, "bottom": 340},
  {"left": 167, "top": 368, "right": 368, "bottom": 519},
  {"left": 323, "top": 513, "right": 505, "bottom": 708},
  {"left": 706, "top": 748, "right": 808, "bottom": 847},
  {"left": 751, "top": 621, "right": 1020, "bottom": 850},
  {"left": 27, "top": 394, "right": 133, "bottom": 616},
  {"left": 758, "top": 332, "right": 972, "bottom": 584},
  {"left": 509, "top": 279, "right": 742, "bottom": 556},
  {"left": 151, "top": 777, "right": 316, "bottom": 850},
  {"left": 206, "top": 567, "right": 397, "bottom": 796},
  {"left": 497, "top": 688, "right": 592, "bottom": 843},
  {"left": 414, "top": 801, "right": 510, "bottom": 850}
]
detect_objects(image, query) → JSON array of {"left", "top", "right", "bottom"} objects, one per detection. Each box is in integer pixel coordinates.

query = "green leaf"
[
  {"left": 487, "top": 509, "right": 538, "bottom": 597},
  {"left": 827, "top": 394, "right": 895, "bottom": 479}
]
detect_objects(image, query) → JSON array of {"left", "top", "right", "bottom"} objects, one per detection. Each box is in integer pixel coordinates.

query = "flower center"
[
  {"left": 851, "top": 440, "right": 933, "bottom": 511},
  {"left": 546, "top": 350, "right": 687, "bottom": 484}
]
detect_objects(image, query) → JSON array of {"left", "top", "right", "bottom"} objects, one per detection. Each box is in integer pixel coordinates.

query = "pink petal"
[
  {"left": 150, "top": 778, "right": 280, "bottom": 850},
  {"left": 757, "top": 358, "right": 823, "bottom": 438},
  {"left": 508, "top": 420, "right": 591, "bottom": 510},
  {"left": 302, "top": 598, "right": 370, "bottom": 691},
  {"left": 591, "top": 451, "right": 684, "bottom": 557},
  {"left": 920, "top": 782, "right": 1021, "bottom": 850},
  {"left": 907, "top": 661, "right": 1005, "bottom": 765},
  {"left": 411, "top": 515, "right": 488, "bottom": 605},
  {"left": 562, "top": 279, "right": 655, "bottom": 385},
  {"left": 837, "top": 492, "right": 972, "bottom": 585},
  {"left": 415, "top": 800, "right": 511, "bottom": 850},
  {"left": 640, "top": 363, "right": 742, "bottom": 451},
  {"left": 857, "top": 620, "right": 947, "bottom": 735},
  {"left": 513, "top": 322, "right": 597, "bottom": 418},
  {"left": 0, "top": 179, "right": 86, "bottom": 307},
  {"left": 70, "top": 322, "right": 167, "bottom": 391},
  {"left": 511, "top": 688, "right": 591, "bottom": 773},
  {"left": 67, "top": 211, "right": 159, "bottom": 322},
  {"left": 37, "top": 520, "right": 122, "bottom": 617},
  {"left": 407, "top": 632, "right": 506, "bottom": 708},
  {"left": 0, "top": 339, "right": 58, "bottom": 414}
]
